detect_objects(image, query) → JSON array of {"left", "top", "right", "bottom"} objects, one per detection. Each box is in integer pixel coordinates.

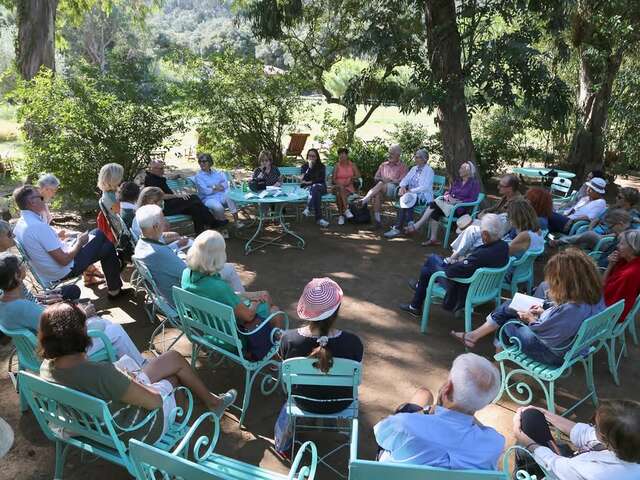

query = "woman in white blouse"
[
  {"left": 513, "top": 401, "right": 640, "bottom": 480},
  {"left": 384, "top": 148, "right": 434, "bottom": 238}
]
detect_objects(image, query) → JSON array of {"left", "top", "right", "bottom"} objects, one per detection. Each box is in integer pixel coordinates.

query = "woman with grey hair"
[
  {"left": 604, "top": 229, "right": 640, "bottom": 323},
  {"left": 37, "top": 173, "right": 60, "bottom": 225},
  {"left": 384, "top": 148, "right": 434, "bottom": 238},
  {"left": 405, "top": 161, "right": 481, "bottom": 245},
  {"left": 180, "top": 230, "right": 284, "bottom": 360},
  {"left": 0, "top": 220, "right": 14, "bottom": 252}
]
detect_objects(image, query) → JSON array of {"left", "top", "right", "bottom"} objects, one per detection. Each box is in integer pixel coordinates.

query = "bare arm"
[
  {"left": 120, "top": 380, "right": 163, "bottom": 410},
  {"left": 508, "top": 231, "right": 531, "bottom": 256}
]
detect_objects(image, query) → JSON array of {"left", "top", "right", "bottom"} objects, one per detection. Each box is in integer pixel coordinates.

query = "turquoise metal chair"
[
  {"left": 165, "top": 177, "right": 197, "bottom": 228},
  {"left": 19, "top": 371, "right": 194, "bottom": 478},
  {"left": 603, "top": 294, "right": 640, "bottom": 385},
  {"left": 349, "top": 420, "right": 536, "bottom": 479},
  {"left": 587, "top": 235, "right": 616, "bottom": 266},
  {"left": 130, "top": 414, "right": 318, "bottom": 479},
  {"left": 282, "top": 357, "right": 361, "bottom": 479},
  {"left": 501, "top": 248, "right": 544, "bottom": 297},
  {"left": 435, "top": 193, "right": 485, "bottom": 247},
  {"left": 172, "top": 286, "right": 288, "bottom": 426},
  {"left": 132, "top": 257, "right": 183, "bottom": 355},
  {"left": 421, "top": 259, "right": 513, "bottom": 334},
  {"left": 0, "top": 323, "right": 116, "bottom": 411},
  {"left": 14, "top": 238, "right": 80, "bottom": 292},
  {"left": 279, "top": 165, "right": 303, "bottom": 184},
  {"left": 321, "top": 164, "right": 363, "bottom": 219},
  {"left": 495, "top": 300, "right": 624, "bottom": 416}
]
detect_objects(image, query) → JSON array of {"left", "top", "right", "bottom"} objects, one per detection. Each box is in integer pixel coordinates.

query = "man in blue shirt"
[
  {"left": 133, "top": 205, "right": 244, "bottom": 306},
  {"left": 374, "top": 353, "right": 504, "bottom": 470}
]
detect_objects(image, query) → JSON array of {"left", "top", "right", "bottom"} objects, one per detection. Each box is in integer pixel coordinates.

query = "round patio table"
[
  {"left": 513, "top": 167, "right": 576, "bottom": 180},
  {"left": 227, "top": 185, "right": 308, "bottom": 255}
]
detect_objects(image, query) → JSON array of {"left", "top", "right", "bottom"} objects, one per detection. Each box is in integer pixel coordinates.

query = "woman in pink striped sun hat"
[{"left": 275, "top": 277, "right": 364, "bottom": 457}]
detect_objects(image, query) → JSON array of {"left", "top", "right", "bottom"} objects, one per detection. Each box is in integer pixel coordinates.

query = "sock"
[{"left": 374, "top": 212, "right": 381, "bottom": 222}]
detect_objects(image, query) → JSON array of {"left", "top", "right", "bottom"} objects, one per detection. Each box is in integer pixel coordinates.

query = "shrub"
[
  {"left": 187, "top": 54, "right": 309, "bottom": 168},
  {"left": 14, "top": 68, "right": 185, "bottom": 198}
]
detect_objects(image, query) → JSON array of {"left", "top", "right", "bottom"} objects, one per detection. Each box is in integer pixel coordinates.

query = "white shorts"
[{"left": 136, "top": 372, "right": 176, "bottom": 439}]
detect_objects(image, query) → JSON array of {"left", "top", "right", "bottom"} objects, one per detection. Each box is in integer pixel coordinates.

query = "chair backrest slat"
[
  {"left": 510, "top": 248, "right": 544, "bottom": 284},
  {"left": 0, "top": 324, "right": 40, "bottom": 372},
  {"left": 281, "top": 357, "right": 362, "bottom": 401},
  {"left": 279, "top": 166, "right": 302, "bottom": 184},
  {"left": 173, "top": 287, "right": 244, "bottom": 360},
  {"left": 131, "top": 439, "right": 213, "bottom": 480},
  {"left": 467, "top": 261, "right": 512, "bottom": 304},
  {"left": 565, "top": 300, "right": 624, "bottom": 361},
  {"left": 433, "top": 174, "right": 447, "bottom": 196},
  {"left": 132, "top": 258, "right": 178, "bottom": 316},
  {"left": 19, "top": 371, "right": 122, "bottom": 451}
]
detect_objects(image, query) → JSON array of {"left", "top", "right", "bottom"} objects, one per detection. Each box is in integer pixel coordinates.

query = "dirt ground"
[{"left": 1, "top": 200, "right": 640, "bottom": 480}]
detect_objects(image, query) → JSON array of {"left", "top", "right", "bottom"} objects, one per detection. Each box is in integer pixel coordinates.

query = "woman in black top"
[
  {"left": 275, "top": 277, "right": 363, "bottom": 456},
  {"left": 279, "top": 277, "right": 363, "bottom": 413},
  {"left": 251, "top": 150, "right": 282, "bottom": 187},
  {"left": 299, "top": 148, "right": 329, "bottom": 227}
]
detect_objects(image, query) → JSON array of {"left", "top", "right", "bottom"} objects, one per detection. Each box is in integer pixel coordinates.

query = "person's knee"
[{"left": 163, "top": 349, "right": 184, "bottom": 365}]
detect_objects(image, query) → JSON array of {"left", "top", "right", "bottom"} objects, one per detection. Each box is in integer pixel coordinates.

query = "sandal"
[
  {"left": 450, "top": 330, "right": 476, "bottom": 349},
  {"left": 404, "top": 224, "right": 417, "bottom": 235},
  {"left": 421, "top": 239, "right": 440, "bottom": 247},
  {"left": 83, "top": 274, "right": 105, "bottom": 287}
]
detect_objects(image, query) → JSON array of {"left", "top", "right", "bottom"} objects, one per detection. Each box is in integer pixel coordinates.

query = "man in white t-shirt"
[
  {"left": 548, "top": 177, "right": 607, "bottom": 233},
  {"left": 13, "top": 185, "right": 127, "bottom": 298}
]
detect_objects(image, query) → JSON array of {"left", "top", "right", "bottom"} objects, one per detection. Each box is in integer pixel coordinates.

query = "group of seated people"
[{"left": 3, "top": 154, "right": 640, "bottom": 480}]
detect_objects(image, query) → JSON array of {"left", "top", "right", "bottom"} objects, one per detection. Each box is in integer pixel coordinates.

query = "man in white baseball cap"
[{"left": 548, "top": 176, "right": 607, "bottom": 233}]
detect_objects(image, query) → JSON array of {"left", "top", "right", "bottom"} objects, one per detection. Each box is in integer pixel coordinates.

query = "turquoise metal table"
[
  {"left": 513, "top": 167, "right": 576, "bottom": 180},
  {"left": 227, "top": 185, "right": 308, "bottom": 255}
]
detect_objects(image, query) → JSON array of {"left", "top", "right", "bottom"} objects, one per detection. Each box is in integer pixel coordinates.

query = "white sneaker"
[
  {"left": 344, "top": 209, "right": 354, "bottom": 219},
  {"left": 213, "top": 388, "right": 237, "bottom": 417},
  {"left": 338, "top": 215, "right": 345, "bottom": 225},
  {"left": 302, "top": 208, "right": 313, "bottom": 217},
  {"left": 384, "top": 227, "right": 400, "bottom": 238},
  {"left": 317, "top": 218, "right": 329, "bottom": 228}
]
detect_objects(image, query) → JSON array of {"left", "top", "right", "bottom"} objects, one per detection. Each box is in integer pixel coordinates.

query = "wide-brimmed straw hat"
[
  {"left": 585, "top": 177, "right": 606, "bottom": 195},
  {"left": 297, "top": 277, "right": 343, "bottom": 322},
  {"left": 399, "top": 192, "right": 417, "bottom": 209}
]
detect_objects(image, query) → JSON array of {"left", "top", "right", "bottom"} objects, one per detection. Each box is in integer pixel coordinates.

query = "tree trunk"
[
  {"left": 565, "top": 49, "right": 623, "bottom": 183},
  {"left": 424, "top": 0, "right": 478, "bottom": 181},
  {"left": 16, "top": 0, "right": 58, "bottom": 80}
]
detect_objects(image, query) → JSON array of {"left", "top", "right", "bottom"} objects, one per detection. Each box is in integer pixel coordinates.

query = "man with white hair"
[
  {"left": 399, "top": 213, "right": 509, "bottom": 316},
  {"left": 133, "top": 205, "right": 244, "bottom": 306},
  {"left": 374, "top": 353, "right": 504, "bottom": 470},
  {"left": 358, "top": 144, "right": 408, "bottom": 227}
]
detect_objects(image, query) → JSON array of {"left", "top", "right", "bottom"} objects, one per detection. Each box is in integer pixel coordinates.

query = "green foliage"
[
  {"left": 14, "top": 67, "right": 185, "bottom": 198},
  {"left": 325, "top": 137, "right": 389, "bottom": 190},
  {"left": 322, "top": 58, "right": 369, "bottom": 99},
  {"left": 186, "top": 54, "right": 308, "bottom": 168},
  {"left": 608, "top": 57, "right": 640, "bottom": 173},
  {"left": 472, "top": 106, "right": 554, "bottom": 182}
]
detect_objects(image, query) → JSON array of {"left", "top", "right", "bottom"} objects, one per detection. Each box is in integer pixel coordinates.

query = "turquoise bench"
[
  {"left": 165, "top": 177, "right": 198, "bottom": 229},
  {"left": 130, "top": 412, "right": 318, "bottom": 479},
  {"left": 19, "top": 370, "right": 195, "bottom": 478},
  {"left": 495, "top": 300, "right": 624, "bottom": 415},
  {"left": 501, "top": 248, "right": 544, "bottom": 297},
  {"left": 173, "top": 286, "right": 288, "bottom": 426}
]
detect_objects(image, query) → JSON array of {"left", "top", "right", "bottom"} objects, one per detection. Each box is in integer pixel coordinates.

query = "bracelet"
[{"left": 525, "top": 442, "right": 539, "bottom": 451}]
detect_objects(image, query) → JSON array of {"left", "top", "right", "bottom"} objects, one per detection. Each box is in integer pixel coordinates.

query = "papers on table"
[{"left": 509, "top": 292, "right": 544, "bottom": 311}]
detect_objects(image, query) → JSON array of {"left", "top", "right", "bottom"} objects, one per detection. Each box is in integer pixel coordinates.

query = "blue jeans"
[
  {"left": 411, "top": 254, "right": 447, "bottom": 309},
  {"left": 396, "top": 207, "right": 414, "bottom": 229},
  {"left": 306, "top": 183, "right": 327, "bottom": 220},
  {"left": 67, "top": 229, "right": 123, "bottom": 291},
  {"left": 491, "top": 303, "right": 563, "bottom": 366}
]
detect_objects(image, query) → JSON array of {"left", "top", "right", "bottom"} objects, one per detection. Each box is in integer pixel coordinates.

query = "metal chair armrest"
[{"left": 88, "top": 329, "right": 117, "bottom": 362}]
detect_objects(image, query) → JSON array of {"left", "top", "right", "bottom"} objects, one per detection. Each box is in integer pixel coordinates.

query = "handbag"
[{"left": 249, "top": 178, "right": 267, "bottom": 192}]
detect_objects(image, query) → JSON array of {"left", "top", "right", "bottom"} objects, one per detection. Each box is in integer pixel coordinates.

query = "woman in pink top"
[{"left": 332, "top": 147, "right": 361, "bottom": 225}]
